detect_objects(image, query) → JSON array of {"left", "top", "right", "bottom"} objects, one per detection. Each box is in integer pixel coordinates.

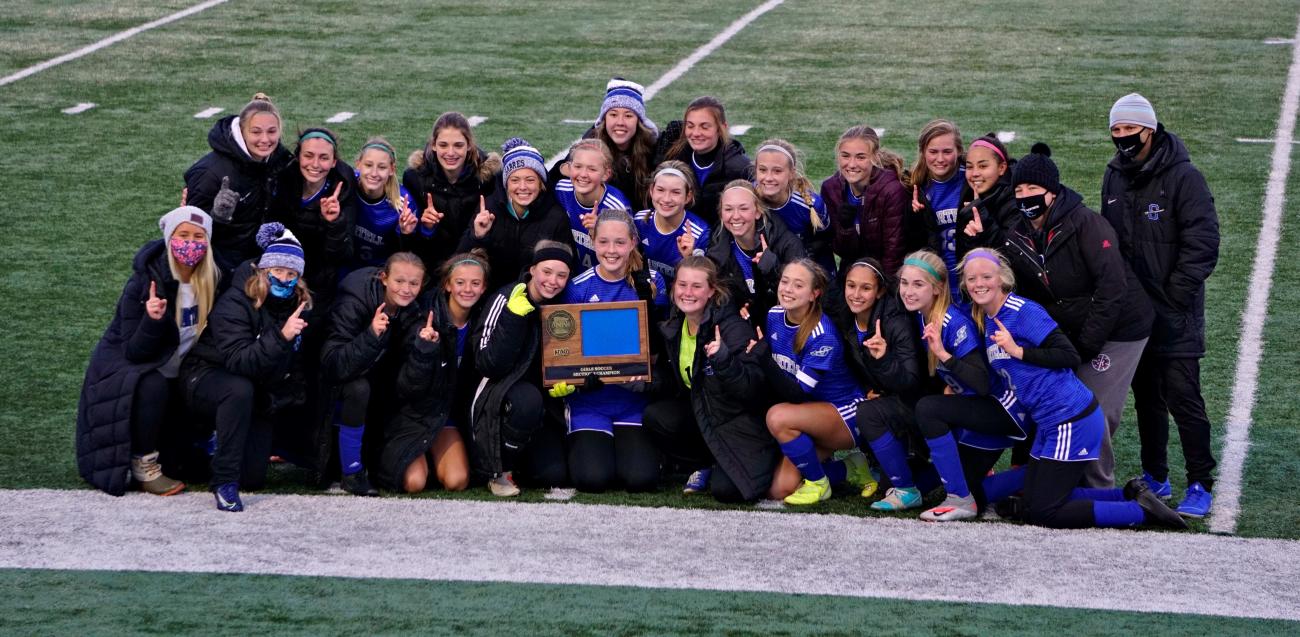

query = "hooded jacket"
[
  {"left": 705, "top": 214, "right": 806, "bottom": 325},
  {"left": 271, "top": 160, "right": 358, "bottom": 309},
  {"left": 827, "top": 292, "right": 923, "bottom": 401},
  {"left": 456, "top": 187, "right": 574, "bottom": 293},
  {"left": 823, "top": 167, "right": 910, "bottom": 276},
  {"left": 403, "top": 147, "right": 501, "bottom": 265},
  {"left": 1101, "top": 128, "right": 1219, "bottom": 358},
  {"left": 76, "top": 241, "right": 183, "bottom": 495},
  {"left": 655, "top": 120, "right": 754, "bottom": 228},
  {"left": 184, "top": 115, "right": 295, "bottom": 275}
]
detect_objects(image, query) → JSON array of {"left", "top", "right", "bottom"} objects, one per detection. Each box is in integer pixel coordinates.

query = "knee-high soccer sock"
[
  {"left": 925, "top": 433, "right": 970, "bottom": 498},
  {"left": 867, "top": 431, "right": 914, "bottom": 489},
  {"left": 1071, "top": 487, "right": 1125, "bottom": 502},
  {"left": 982, "top": 465, "right": 1026, "bottom": 503},
  {"left": 338, "top": 424, "right": 365, "bottom": 476},
  {"left": 779, "top": 434, "right": 825, "bottom": 482},
  {"left": 1093, "top": 501, "right": 1145, "bottom": 527},
  {"left": 822, "top": 459, "right": 847, "bottom": 485}
]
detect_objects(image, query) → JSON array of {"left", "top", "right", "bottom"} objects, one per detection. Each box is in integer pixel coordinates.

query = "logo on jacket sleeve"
[
  {"left": 1091, "top": 353, "right": 1111, "bottom": 373},
  {"left": 1145, "top": 203, "right": 1164, "bottom": 221}
]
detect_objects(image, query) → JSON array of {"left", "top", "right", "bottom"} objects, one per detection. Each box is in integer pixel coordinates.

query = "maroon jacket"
[{"left": 822, "top": 167, "right": 909, "bottom": 276}]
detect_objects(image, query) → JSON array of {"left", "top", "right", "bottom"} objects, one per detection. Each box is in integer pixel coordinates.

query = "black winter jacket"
[
  {"left": 655, "top": 120, "right": 753, "bottom": 227},
  {"left": 403, "top": 148, "right": 500, "bottom": 266},
  {"left": 271, "top": 160, "right": 358, "bottom": 309},
  {"left": 828, "top": 293, "right": 923, "bottom": 401},
  {"left": 954, "top": 177, "right": 1018, "bottom": 260},
  {"left": 655, "top": 305, "right": 777, "bottom": 501},
  {"left": 456, "top": 188, "right": 575, "bottom": 293},
  {"left": 1101, "top": 128, "right": 1219, "bottom": 358},
  {"left": 998, "top": 186, "right": 1153, "bottom": 361},
  {"left": 76, "top": 241, "right": 183, "bottom": 495},
  {"left": 705, "top": 215, "right": 805, "bottom": 326},
  {"left": 184, "top": 115, "right": 295, "bottom": 275},
  {"left": 321, "top": 267, "right": 429, "bottom": 385}
]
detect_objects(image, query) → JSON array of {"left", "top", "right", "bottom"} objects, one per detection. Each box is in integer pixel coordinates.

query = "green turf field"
[{"left": 2, "top": 0, "right": 1300, "bottom": 631}]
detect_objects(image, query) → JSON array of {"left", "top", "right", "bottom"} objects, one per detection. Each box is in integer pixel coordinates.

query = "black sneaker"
[
  {"left": 341, "top": 469, "right": 379, "bottom": 496},
  {"left": 992, "top": 495, "right": 1025, "bottom": 521},
  {"left": 1125, "top": 478, "right": 1188, "bottom": 530}
]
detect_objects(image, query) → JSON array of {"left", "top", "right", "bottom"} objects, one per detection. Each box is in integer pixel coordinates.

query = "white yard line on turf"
[
  {"left": 1211, "top": 13, "right": 1300, "bottom": 535},
  {"left": 193, "top": 107, "right": 223, "bottom": 119},
  {"left": 325, "top": 112, "right": 355, "bottom": 123},
  {"left": 61, "top": 102, "right": 95, "bottom": 114},
  {"left": 3, "top": 490, "right": 1299, "bottom": 621},
  {"left": 545, "top": 0, "right": 785, "bottom": 168},
  {"left": 0, "top": 0, "right": 229, "bottom": 88}
]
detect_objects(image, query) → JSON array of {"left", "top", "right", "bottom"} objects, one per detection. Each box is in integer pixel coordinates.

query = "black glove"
[
  {"left": 632, "top": 267, "right": 653, "bottom": 303},
  {"left": 212, "top": 176, "right": 238, "bottom": 222},
  {"left": 581, "top": 374, "right": 605, "bottom": 392}
]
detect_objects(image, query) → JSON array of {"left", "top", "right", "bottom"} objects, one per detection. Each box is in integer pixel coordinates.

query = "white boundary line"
[
  {"left": 0, "top": 0, "right": 229, "bottom": 88},
  {"left": 1210, "top": 13, "right": 1300, "bottom": 534},
  {"left": 546, "top": 0, "right": 785, "bottom": 168}
]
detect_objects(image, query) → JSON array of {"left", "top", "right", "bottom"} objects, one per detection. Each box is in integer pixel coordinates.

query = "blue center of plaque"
[{"left": 580, "top": 308, "right": 639, "bottom": 356}]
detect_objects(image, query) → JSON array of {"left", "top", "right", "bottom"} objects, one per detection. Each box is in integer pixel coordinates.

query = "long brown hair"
[
  {"left": 836, "top": 125, "right": 908, "bottom": 187},
  {"left": 410, "top": 112, "right": 502, "bottom": 182},
  {"left": 783, "top": 258, "right": 829, "bottom": 354},
  {"left": 911, "top": 119, "right": 964, "bottom": 188},
  {"left": 666, "top": 96, "right": 731, "bottom": 160},
  {"left": 597, "top": 117, "right": 657, "bottom": 205}
]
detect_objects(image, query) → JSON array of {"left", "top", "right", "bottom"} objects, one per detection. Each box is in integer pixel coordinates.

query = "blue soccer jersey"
[
  {"left": 634, "top": 209, "right": 710, "bottom": 283},
  {"left": 925, "top": 167, "right": 964, "bottom": 296},
  {"left": 768, "top": 190, "right": 830, "bottom": 244},
  {"left": 352, "top": 181, "right": 418, "bottom": 269},
  {"left": 766, "top": 307, "right": 864, "bottom": 408},
  {"left": 555, "top": 179, "right": 631, "bottom": 270},
  {"left": 922, "top": 307, "right": 981, "bottom": 396},
  {"left": 983, "top": 294, "right": 1099, "bottom": 460}
]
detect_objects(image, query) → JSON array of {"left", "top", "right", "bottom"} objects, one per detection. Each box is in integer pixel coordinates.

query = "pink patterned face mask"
[{"left": 170, "top": 238, "right": 207, "bottom": 267}]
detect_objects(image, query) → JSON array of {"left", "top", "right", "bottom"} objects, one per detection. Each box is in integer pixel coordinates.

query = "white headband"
[
  {"left": 757, "top": 144, "right": 796, "bottom": 165},
  {"left": 654, "top": 167, "right": 689, "bottom": 183}
]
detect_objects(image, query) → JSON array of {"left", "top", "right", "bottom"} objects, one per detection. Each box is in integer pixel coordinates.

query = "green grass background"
[{"left": 1, "top": 0, "right": 1298, "bottom": 539}]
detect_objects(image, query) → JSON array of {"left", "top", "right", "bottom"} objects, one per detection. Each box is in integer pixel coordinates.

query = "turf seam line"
[
  {"left": 1211, "top": 12, "right": 1300, "bottom": 534},
  {"left": 0, "top": 0, "right": 230, "bottom": 88},
  {"left": 545, "top": 0, "right": 786, "bottom": 168}
]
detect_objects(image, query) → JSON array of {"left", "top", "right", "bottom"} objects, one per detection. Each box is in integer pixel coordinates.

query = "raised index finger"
[
  {"left": 292, "top": 301, "right": 307, "bottom": 318},
  {"left": 993, "top": 317, "right": 1008, "bottom": 332},
  {"left": 331, "top": 182, "right": 343, "bottom": 199},
  {"left": 426, "top": 310, "right": 434, "bottom": 329},
  {"left": 149, "top": 280, "right": 157, "bottom": 299},
  {"left": 875, "top": 319, "right": 882, "bottom": 336}
]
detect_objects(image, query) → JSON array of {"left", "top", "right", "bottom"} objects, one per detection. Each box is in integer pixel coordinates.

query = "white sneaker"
[
  {"left": 489, "top": 471, "right": 520, "bottom": 497},
  {"left": 920, "top": 493, "right": 978, "bottom": 522}
]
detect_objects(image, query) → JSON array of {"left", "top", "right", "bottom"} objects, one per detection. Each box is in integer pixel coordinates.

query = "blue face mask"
[{"left": 268, "top": 273, "right": 298, "bottom": 299}]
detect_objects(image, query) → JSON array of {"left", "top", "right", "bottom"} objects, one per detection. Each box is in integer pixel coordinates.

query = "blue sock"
[
  {"left": 867, "top": 432, "right": 914, "bottom": 489},
  {"left": 823, "top": 459, "right": 847, "bottom": 486},
  {"left": 338, "top": 424, "right": 365, "bottom": 476},
  {"left": 779, "top": 434, "right": 826, "bottom": 482},
  {"left": 925, "top": 434, "right": 970, "bottom": 498},
  {"left": 983, "top": 466, "right": 1026, "bottom": 503},
  {"left": 1071, "top": 487, "right": 1125, "bottom": 502},
  {"left": 1093, "top": 500, "right": 1145, "bottom": 528}
]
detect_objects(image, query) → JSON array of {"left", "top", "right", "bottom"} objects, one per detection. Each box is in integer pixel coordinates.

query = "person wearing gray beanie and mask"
[{"left": 1100, "top": 93, "right": 1220, "bottom": 519}]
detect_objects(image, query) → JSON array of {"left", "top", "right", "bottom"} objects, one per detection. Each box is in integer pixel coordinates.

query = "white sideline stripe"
[
  {"left": 997, "top": 130, "right": 1016, "bottom": 143},
  {"left": 1265, "top": 38, "right": 1296, "bottom": 45},
  {"left": 562, "top": 118, "right": 593, "bottom": 125},
  {"left": 546, "top": 0, "right": 785, "bottom": 169},
  {"left": 325, "top": 111, "right": 355, "bottom": 123},
  {"left": 467, "top": 116, "right": 488, "bottom": 127},
  {"left": 1236, "top": 137, "right": 1300, "bottom": 144},
  {"left": 730, "top": 124, "right": 753, "bottom": 136},
  {"left": 0, "top": 0, "right": 229, "bottom": 88},
  {"left": 1211, "top": 14, "right": 1300, "bottom": 534},
  {"left": 193, "top": 107, "right": 223, "bottom": 119},
  {"left": 3, "top": 490, "right": 1299, "bottom": 621},
  {"left": 61, "top": 102, "right": 95, "bottom": 114}
]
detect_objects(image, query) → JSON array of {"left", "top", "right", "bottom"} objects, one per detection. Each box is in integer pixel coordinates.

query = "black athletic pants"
[
  {"left": 642, "top": 396, "right": 749, "bottom": 503},
  {"left": 188, "top": 368, "right": 272, "bottom": 489},
  {"left": 1133, "top": 353, "right": 1216, "bottom": 490},
  {"left": 568, "top": 426, "right": 660, "bottom": 493},
  {"left": 1024, "top": 457, "right": 1096, "bottom": 529},
  {"left": 915, "top": 394, "right": 1026, "bottom": 509}
]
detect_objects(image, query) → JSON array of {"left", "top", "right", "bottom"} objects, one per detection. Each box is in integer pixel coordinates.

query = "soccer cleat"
[
  {"left": 784, "top": 477, "right": 832, "bottom": 505},
  {"left": 683, "top": 468, "right": 712, "bottom": 494},
  {"left": 341, "top": 469, "right": 379, "bottom": 497},
  {"left": 1176, "top": 482, "right": 1213, "bottom": 519},
  {"left": 919, "top": 493, "right": 978, "bottom": 522},
  {"left": 213, "top": 483, "right": 243, "bottom": 512},
  {"left": 489, "top": 472, "right": 521, "bottom": 497},
  {"left": 1141, "top": 471, "right": 1172, "bottom": 500},
  {"left": 130, "top": 452, "right": 185, "bottom": 496},
  {"left": 869, "top": 486, "right": 922, "bottom": 511},
  {"left": 1126, "top": 478, "right": 1188, "bottom": 530}
]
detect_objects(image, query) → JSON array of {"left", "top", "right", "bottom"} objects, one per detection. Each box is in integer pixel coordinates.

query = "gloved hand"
[
  {"left": 581, "top": 374, "right": 604, "bottom": 392},
  {"left": 506, "top": 283, "right": 535, "bottom": 316},
  {"left": 548, "top": 381, "right": 576, "bottom": 398},
  {"left": 632, "top": 267, "right": 653, "bottom": 303},
  {"left": 212, "top": 176, "right": 238, "bottom": 222}
]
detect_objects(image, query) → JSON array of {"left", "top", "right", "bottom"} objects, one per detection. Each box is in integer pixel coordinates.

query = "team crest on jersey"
[
  {"left": 1145, "top": 203, "right": 1164, "bottom": 221},
  {"left": 1091, "top": 353, "right": 1112, "bottom": 373},
  {"left": 809, "top": 345, "right": 833, "bottom": 358},
  {"left": 953, "top": 325, "right": 968, "bottom": 346}
]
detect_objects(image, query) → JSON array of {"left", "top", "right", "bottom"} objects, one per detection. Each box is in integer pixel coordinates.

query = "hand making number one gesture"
[
  {"left": 370, "top": 302, "right": 389, "bottom": 337},
  {"left": 418, "top": 310, "right": 439, "bottom": 343},
  {"left": 963, "top": 204, "right": 984, "bottom": 237},
  {"left": 281, "top": 302, "right": 308, "bottom": 341},
  {"left": 991, "top": 317, "right": 1023, "bottom": 359},
  {"left": 921, "top": 319, "right": 949, "bottom": 361},
  {"left": 420, "top": 194, "right": 445, "bottom": 231},
  {"left": 676, "top": 230, "right": 695, "bottom": 259},
  {"left": 472, "top": 195, "right": 495, "bottom": 238},
  {"left": 863, "top": 319, "right": 888, "bottom": 360},
  {"left": 320, "top": 183, "right": 343, "bottom": 223},
  {"left": 145, "top": 281, "right": 167, "bottom": 321},
  {"left": 397, "top": 195, "right": 418, "bottom": 235}
]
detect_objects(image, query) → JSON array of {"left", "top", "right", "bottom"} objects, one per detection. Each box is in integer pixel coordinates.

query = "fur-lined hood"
[{"left": 407, "top": 146, "right": 501, "bottom": 184}]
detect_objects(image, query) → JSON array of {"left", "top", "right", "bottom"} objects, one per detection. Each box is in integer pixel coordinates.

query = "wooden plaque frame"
[{"left": 540, "top": 300, "right": 652, "bottom": 387}]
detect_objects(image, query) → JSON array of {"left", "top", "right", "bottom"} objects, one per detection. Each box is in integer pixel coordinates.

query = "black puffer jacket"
[
  {"left": 655, "top": 120, "right": 753, "bottom": 227},
  {"left": 403, "top": 148, "right": 500, "bottom": 266},
  {"left": 828, "top": 293, "right": 923, "bottom": 401},
  {"left": 998, "top": 186, "right": 1153, "bottom": 361},
  {"left": 656, "top": 304, "right": 777, "bottom": 501},
  {"left": 182, "top": 262, "right": 316, "bottom": 414},
  {"left": 320, "top": 267, "right": 429, "bottom": 385},
  {"left": 76, "top": 241, "right": 183, "bottom": 495},
  {"left": 184, "top": 115, "right": 295, "bottom": 275},
  {"left": 954, "top": 176, "right": 1018, "bottom": 260},
  {"left": 1101, "top": 128, "right": 1219, "bottom": 358},
  {"left": 456, "top": 188, "right": 574, "bottom": 292},
  {"left": 271, "top": 160, "right": 358, "bottom": 310},
  {"left": 705, "top": 214, "right": 805, "bottom": 326}
]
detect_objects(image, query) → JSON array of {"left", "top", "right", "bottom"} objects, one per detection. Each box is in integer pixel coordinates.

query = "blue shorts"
[
  {"left": 566, "top": 388, "right": 644, "bottom": 435},
  {"left": 836, "top": 398, "right": 866, "bottom": 447},
  {"left": 1030, "top": 406, "right": 1103, "bottom": 462}
]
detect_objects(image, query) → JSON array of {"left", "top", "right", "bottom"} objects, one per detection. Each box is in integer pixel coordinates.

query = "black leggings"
[
  {"left": 339, "top": 378, "right": 370, "bottom": 425},
  {"left": 187, "top": 368, "right": 272, "bottom": 489},
  {"left": 568, "top": 427, "right": 660, "bottom": 493},
  {"left": 643, "top": 395, "right": 751, "bottom": 503},
  {"left": 130, "top": 370, "right": 172, "bottom": 455},
  {"left": 498, "top": 382, "right": 569, "bottom": 487},
  {"left": 1024, "top": 458, "right": 1095, "bottom": 529},
  {"left": 916, "top": 395, "right": 1026, "bottom": 508}
]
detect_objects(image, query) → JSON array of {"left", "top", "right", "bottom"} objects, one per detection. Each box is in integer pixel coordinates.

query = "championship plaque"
[{"left": 540, "top": 300, "right": 652, "bottom": 387}]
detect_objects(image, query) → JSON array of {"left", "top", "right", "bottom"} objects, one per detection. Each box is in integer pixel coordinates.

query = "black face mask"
[
  {"left": 1017, "top": 193, "right": 1049, "bottom": 220},
  {"left": 1112, "top": 130, "right": 1146, "bottom": 159}
]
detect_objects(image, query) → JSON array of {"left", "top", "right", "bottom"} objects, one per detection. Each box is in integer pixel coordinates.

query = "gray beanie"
[
  {"left": 159, "top": 206, "right": 213, "bottom": 240},
  {"left": 1109, "top": 93, "right": 1158, "bottom": 130}
]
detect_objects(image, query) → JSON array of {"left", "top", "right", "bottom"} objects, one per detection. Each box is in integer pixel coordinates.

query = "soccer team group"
[{"left": 76, "top": 78, "right": 1218, "bottom": 529}]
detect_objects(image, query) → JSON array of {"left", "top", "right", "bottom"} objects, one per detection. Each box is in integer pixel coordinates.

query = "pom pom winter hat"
[
  {"left": 256, "top": 222, "right": 305, "bottom": 273},
  {"left": 501, "top": 137, "right": 546, "bottom": 184},
  {"left": 597, "top": 78, "right": 657, "bottom": 136},
  {"left": 1012, "top": 143, "right": 1060, "bottom": 193}
]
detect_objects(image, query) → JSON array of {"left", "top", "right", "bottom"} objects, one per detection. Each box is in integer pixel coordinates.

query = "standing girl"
[
  {"left": 403, "top": 112, "right": 502, "bottom": 265},
  {"left": 953, "top": 133, "right": 1016, "bottom": 259},
  {"left": 554, "top": 138, "right": 632, "bottom": 270},
  {"left": 633, "top": 161, "right": 710, "bottom": 284},
  {"left": 823, "top": 125, "right": 910, "bottom": 276},
  {"left": 655, "top": 96, "right": 753, "bottom": 228},
  {"left": 703, "top": 181, "right": 804, "bottom": 326},
  {"left": 558, "top": 211, "right": 667, "bottom": 492},
  {"left": 272, "top": 127, "right": 357, "bottom": 310},
  {"left": 753, "top": 139, "right": 834, "bottom": 275},
  {"left": 78, "top": 206, "right": 219, "bottom": 496},
  {"left": 350, "top": 137, "right": 421, "bottom": 271},
  {"left": 909, "top": 120, "right": 966, "bottom": 296},
  {"left": 182, "top": 223, "right": 315, "bottom": 511},
  {"left": 185, "top": 93, "right": 295, "bottom": 275}
]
